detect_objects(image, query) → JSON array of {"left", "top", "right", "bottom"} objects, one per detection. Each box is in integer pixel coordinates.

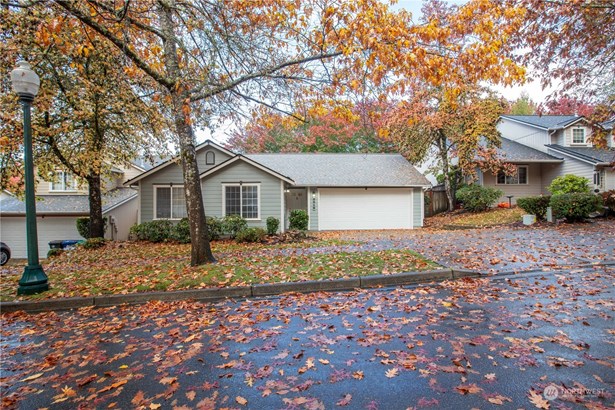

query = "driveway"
[
  {"left": 309, "top": 219, "right": 615, "bottom": 273},
  {"left": 1, "top": 265, "right": 613, "bottom": 409}
]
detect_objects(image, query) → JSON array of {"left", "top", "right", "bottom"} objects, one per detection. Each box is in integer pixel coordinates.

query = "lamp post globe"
[{"left": 10, "top": 60, "right": 48, "bottom": 295}]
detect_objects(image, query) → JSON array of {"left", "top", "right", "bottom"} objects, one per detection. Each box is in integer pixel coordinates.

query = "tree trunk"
[
  {"left": 86, "top": 174, "right": 105, "bottom": 238},
  {"left": 159, "top": 1, "right": 215, "bottom": 265},
  {"left": 437, "top": 135, "right": 455, "bottom": 211}
]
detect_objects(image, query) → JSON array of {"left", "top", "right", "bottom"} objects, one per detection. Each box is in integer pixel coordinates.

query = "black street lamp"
[{"left": 10, "top": 61, "right": 49, "bottom": 295}]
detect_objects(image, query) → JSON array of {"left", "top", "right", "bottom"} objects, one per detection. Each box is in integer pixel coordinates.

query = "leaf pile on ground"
[
  {"left": 424, "top": 207, "right": 524, "bottom": 229},
  {"left": 0, "top": 239, "right": 439, "bottom": 301},
  {"left": 1, "top": 266, "right": 613, "bottom": 409}
]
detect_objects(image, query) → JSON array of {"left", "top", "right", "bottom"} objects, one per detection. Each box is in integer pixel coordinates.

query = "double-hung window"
[
  {"left": 50, "top": 171, "right": 77, "bottom": 191},
  {"left": 155, "top": 185, "right": 187, "bottom": 219},
  {"left": 496, "top": 165, "right": 528, "bottom": 185},
  {"left": 224, "top": 184, "right": 259, "bottom": 219},
  {"left": 572, "top": 128, "right": 586, "bottom": 145}
]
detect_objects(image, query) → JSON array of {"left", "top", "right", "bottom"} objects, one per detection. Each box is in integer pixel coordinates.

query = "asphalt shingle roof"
[
  {"left": 501, "top": 115, "right": 582, "bottom": 130},
  {"left": 245, "top": 153, "right": 430, "bottom": 187},
  {"left": 499, "top": 138, "right": 563, "bottom": 162},
  {"left": 0, "top": 187, "right": 137, "bottom": 215},
  {"left": 545, "top": 144, "right": 615, "bottom": 164}
]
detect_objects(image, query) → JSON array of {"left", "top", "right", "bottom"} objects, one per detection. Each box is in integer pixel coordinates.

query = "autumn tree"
[
  {"left": 226, "top": 101, "right": 394, "bottom": 154},
  {"left": 38, "top": 0, "right": 527, "bottom": 265},
  {"left": 0, "top": 6, "right": 168, "bottom": 238},
  {"left": 543, "top": 96, "right": 595, "bottom": 117},
  {"left": 508, "top": 92, "right": 537, "bottom": 115},
  {"left": 382, "top": 85, "right": 507, "bottom": 210},
  {"left": 511, "top": 0, "right": 615, "bottom": 98}
]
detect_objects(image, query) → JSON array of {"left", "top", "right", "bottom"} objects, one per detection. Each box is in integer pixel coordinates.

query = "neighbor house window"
[
  {"left": 205, "top": 151, "right": 215, "bottom": 165},
  {"left": 155, "top": 185, "right": 187, "bottom": 219},
  {"left": 496, "top": 166, "right": 528, "bottom": 185},
  {"left": 572, "top": 128, "right": 586, "bottom": 144},
  {"left": 224, "top": 184, "right": 259, "bottom": 219},
  {"left": 49, "top": 171, "right": 77, "bottom": 191}
]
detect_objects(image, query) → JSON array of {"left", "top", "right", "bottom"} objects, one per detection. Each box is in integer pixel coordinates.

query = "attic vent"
[{"left": 205, "top": 151, "right": 215, "bottom": 165}]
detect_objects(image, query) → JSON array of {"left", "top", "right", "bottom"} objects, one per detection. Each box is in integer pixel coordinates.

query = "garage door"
[
  {"left": 0, "top": 216, "right": 83, "bottom": 259},
  {"left": 318, "top": 188, "right": 412, "bottom": 230}
]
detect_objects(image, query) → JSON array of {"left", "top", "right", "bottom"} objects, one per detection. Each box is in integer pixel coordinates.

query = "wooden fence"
[{"left": 425, "top": 185, "right": 449, "bottom": 217}]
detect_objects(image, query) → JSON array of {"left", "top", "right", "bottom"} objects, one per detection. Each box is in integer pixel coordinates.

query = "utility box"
[
  {"left": 546, "top": 207, "right": 554, "bottom": 223},
  {"left": 523, "top": 214, "right": 536, "bottom": 225}
]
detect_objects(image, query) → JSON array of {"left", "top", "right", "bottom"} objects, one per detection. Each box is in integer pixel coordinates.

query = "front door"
[{"left": 285, "top": 188, "right": 307, "bottom": 229}]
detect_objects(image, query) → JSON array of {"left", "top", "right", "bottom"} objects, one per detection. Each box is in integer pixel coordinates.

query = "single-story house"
[{"left": 124, "top": 140, "right": 430, "bottom": 231}]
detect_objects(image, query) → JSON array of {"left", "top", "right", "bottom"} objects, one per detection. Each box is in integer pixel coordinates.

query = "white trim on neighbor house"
[
  {"left": 200, "top": 155, "right": 295, "bottom": 185},
  {"left": 410, "top": 188, "right": 414, "bottom": 229},
  {"left": 137, "top": 182, "right": 141, "bottom": 224},
  {"left": 420, "top": 189, "right": 425, "bottom": 227},
  {"left": 280, "top": 180, "right": 286, "bottom": 232},
  {"left": 49, "top": 170, "right": 78, "bottom": 192},
  {"left": 221, "top": 183, "right": 261, "bottom": 221},
  {"left": 496, "top": 165, "right": 529, "bottom": 185},
  {"left": 123, "top": 140, "right": 237, "bottom": 186},
  {"left": 153, "top": 184, "right": 187, "bottom": 220}
]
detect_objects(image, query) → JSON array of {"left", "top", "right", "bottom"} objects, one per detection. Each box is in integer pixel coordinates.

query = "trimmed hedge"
[
  {"left": 550, "top": 193, "right": 603, "bottom": 221},
  {"left": 266, "top": 216, "right": 280, "bottom": 235},
  {"left": 223, "top": 215, "right": 248, "bottom": 239},
  {"left": 289, "top": 209, "right": 309, "bottom": 230},
  {"left": 76, "top": 216, "right": 107, "bottom": 239},
  {"left": 516, "top": 196, "right": 551, "bottom": 220},
  {"left": 129, "top": 220, "right": 173, "bottom": 242},
  {"left": 547, "top": 174, "right": 590, "bottom": 195},
  {"left": 236, "top": 227, "right": 266, "bottom": 243},
  {"left": 455, "top": 185, "right": 503, "bottom": 212}
]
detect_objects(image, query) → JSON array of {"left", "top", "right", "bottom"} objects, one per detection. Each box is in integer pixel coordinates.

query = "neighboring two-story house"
[
  {"left": 0, "top": 163, "right": 145, "bottom": 259},
  {"left": 478, "top": 115, "right": 615, "bottom": 203}
]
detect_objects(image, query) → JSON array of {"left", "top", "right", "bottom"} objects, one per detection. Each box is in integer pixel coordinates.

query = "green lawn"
[{"left": 0, "top": 239, "right": 439, "bottom": 301}]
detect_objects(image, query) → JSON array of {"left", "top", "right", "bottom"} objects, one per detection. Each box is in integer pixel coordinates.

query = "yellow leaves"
[
  {"left": 236, "top": 396, "right": 248, "bottom": 406},
  {"left": 528, "top": 389, "right": 550, "bottom": 409},
  {"left": 20, "top": 373, "right": 44, "bottom": 382},
  {"left": 385, "top": 368, "right": 399, "bottom": 378}
]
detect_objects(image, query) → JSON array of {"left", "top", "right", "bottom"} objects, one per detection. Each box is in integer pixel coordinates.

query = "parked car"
[{"left": 0, "top": 242, "right": 10, "bottom": 266}]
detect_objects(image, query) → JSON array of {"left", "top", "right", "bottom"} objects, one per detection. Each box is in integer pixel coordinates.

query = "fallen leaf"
[
  {"left": 336, "top": 394, "right": 352, "bottom": 406},
  {"left": 20, "top": 373, "right": 44, "bottom": 382},
  {"left": 236, "top": 396, "right": 247, "bottom": 406},
  {"left": 385, "top": 368, "right": 399, "bottom": 378}
]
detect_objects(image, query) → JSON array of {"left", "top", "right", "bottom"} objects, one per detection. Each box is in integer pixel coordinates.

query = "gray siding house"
[
  {"left": 479, "top": 115, "right": 615, "bottom": 203},
  {"left": 125, "top": 141, "right": 430, "bottom": 231}
]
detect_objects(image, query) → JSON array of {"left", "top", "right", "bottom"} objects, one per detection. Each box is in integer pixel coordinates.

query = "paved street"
[{"left": 2, "top": 265, "right": 614, "bottom": 409}]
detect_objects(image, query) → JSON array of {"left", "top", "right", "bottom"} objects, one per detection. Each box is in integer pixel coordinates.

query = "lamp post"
[{"left": 10, "top": 61, "right": 49, "bottom": 295}]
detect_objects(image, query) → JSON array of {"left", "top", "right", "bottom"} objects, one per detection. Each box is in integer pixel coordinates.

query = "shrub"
[
  {"left": 600, "top": 190, "right": 615, "bottom": 211},
  {"left": 222, "top": 214, "right": 248, "bottom": 238},
  {"left": 455, "top": 185, "right": 503, "bottom": 212},
  {"left": 266, "top": 216, "right": 280, "bottom": 235},
  {"left": 129, "top": 220, "right": 173, "bottom": 242},
  {"left": 170, "top": 218, "right": 191, "bottom": 243},
  {"left": 289, "top": 209, "right": 309, "bottom": 230},
  {"left": 235, "top": 227, "right": 266, "bottom": 243},
  {"left": 516, "top": 196, "right": 551, "bottom": 220},
  {"left": 206, "top": 216, "right": 223, "bottom": 241},
  {"left": 81, "top": 237, "right": 106, "bottom": 249},
  {"left": 547, "top": 174, "right": 590, "bottom": 195},
  {"left": 76, "top": 216, "right": 107, "bottom": 239},
  {"left": 47, "top": 248, "right": 63, "bottom": 258},
  {"left": 549, "top": 193, "right": 603, "bottom": 221}
]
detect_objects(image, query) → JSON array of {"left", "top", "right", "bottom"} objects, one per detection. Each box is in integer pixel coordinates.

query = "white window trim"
[
  {"left": 571, "top": 127, "right": 587, "bottom": 145},
  {"left": 49, "top": 170, "right": 78, "bottom": 192},
  {"left": 153, "top": 185, "right": 186, "bottom": 220},
  {"left": 222, "top": 183, "right": 261, "bottom": 220},
  {"left": 496, "top": 165, "right": 529, "bottom": 185}
]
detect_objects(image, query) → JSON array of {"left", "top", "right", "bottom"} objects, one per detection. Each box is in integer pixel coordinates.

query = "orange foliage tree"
[{"left": 32, "top": 0, "right": 529, "bottom": 264}]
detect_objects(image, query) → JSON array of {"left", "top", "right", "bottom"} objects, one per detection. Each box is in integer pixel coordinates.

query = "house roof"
[
  {"left": 0, "top": 187, "right": 137, "bottom": 216},
  {"left": 124, "top": 140, "right": 234, "bottom": 185},
  {"left": 200, "top": 155, "right": 295, "bottom": 184},
  {"left": 545, "top": 144, "right": 615, "bottom": 165},
  {"left": 245, "top": 153, "right": 430, "bottom": 187},
  {"left": 499, "top": 138, "right": 563, "bottom": 163},
  {"left": 500, "top": 115, "right": 583, "bottom": 130}
]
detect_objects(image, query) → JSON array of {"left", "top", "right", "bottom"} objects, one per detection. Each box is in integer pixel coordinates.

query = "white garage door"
[
  {"left": 0, "top": 216, "right": 83, "bottom": 259},
  {"left": 318, "top": 188, "right": 413, "bottom": 230}
]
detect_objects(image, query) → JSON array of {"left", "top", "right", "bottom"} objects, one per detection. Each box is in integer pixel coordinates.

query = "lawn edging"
[{"left": 4, "top": 262, "right": 613, "bottom": 314}]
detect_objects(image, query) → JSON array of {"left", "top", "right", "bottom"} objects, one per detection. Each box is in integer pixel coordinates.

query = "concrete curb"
[{"left": 2, "top": 262, "right": 613, "bottom": 314}]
